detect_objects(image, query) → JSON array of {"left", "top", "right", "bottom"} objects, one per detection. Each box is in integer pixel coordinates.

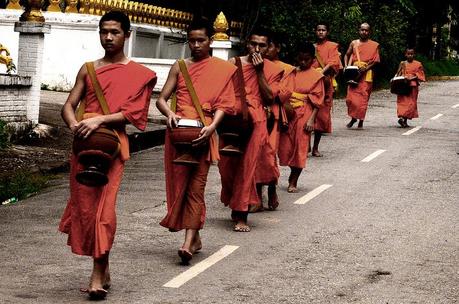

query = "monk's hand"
[
  {"left": 304, "top": 118, "right": 314, "bottom": 133},
  {"left": 167, "top": 112, "right": 181, "bottom": 129},
  {"left": 74, "top": 116, "right": 103, "bottom": 139},
  {"left": 251, "top": 52, "right": 264, "bottom": 72},
  {"left": 192, "top": 125, "right": 215, "bottom": 147}
]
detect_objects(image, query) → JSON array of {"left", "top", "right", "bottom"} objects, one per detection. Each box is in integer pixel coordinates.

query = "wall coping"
[{"left": 0, "top": 74, "right": 32, "bottom": 86}]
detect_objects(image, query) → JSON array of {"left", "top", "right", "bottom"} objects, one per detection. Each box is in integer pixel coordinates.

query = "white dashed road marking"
[
  {"left": 402, "top": 126, "right": 422, "bottom": 136},
  {"left": 293, "top": 184, "right": 333, "bottom": 205},
  {"left": 361, "top": 149, "right": 386, "bottom": 162},
  {"left": 430, "top": 113, "right": 443, "bottom": 120},
  {"left": 163, "top": 245, "right": 239, "bottom": 288}
]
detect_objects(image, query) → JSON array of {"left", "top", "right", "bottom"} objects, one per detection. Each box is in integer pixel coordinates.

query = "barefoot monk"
[
  {"left": 59, "top": 11, "right": 157, "bottom": 300},
  {"left": 156, "top": 17, "right": 237, "bottom": 264},
  {"left": 344, "top": 23, "right": 380, "bottom": 129}
]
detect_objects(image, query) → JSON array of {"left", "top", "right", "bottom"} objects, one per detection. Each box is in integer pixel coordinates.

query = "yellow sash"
[
  {"left": 289, "top": 92, "right": 308, "bottom": 108},
  {"left": 353, "top": 61, "right": 373, "bottom": 82}
]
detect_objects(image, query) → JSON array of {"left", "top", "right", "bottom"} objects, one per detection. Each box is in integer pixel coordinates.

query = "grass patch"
[
  {"left": 0, "top": 169, "right": 53, "bottom": 202},
  {"left": 417, "top": 55, "right": 459, "bottom": 77}
]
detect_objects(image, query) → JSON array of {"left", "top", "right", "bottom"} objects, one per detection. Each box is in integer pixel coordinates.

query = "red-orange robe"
[
  {"left": 218, "top": 59, "right": 283, "bottom": 211},
  {"left": 312, "top": 40, "right": 341, "bottom": 133},
  {"left": 59, "top": 61, "right": 157, "bottom": 258},
  {"left": 160, "top": 57, "right": 237, "bottom": 231},
  {"left": 255, "top": 60, "right": 292, "bottom": 185},
  {"left": 279, "top": 68, "right": 325, "bottom": 168},
  {"left": 396, "top": 60, "right": 425, "bottom": 119},
  {"left": 346, "top": 39, "right": 380, "bottom": 120}
]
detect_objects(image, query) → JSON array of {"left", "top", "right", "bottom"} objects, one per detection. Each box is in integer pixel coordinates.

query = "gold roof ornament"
[
  {"left": 0, "top": 43, "right": 17, "bottom": 74},
  {"left": 212, "top": 11, "right": 229, "bottom": 41},
  {"left": 20, "top": 0, "right": 45, "bottom": 23},
  {"left": 7, "top": 0, "right": 22, "bottom": 10}
]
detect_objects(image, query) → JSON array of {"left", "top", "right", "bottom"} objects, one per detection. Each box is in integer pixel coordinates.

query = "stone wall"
[{"left": 0, "top": 74, "right": 31, "bottom": 122}]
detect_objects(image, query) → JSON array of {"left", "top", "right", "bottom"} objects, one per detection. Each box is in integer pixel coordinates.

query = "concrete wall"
[{"left": 0, "top": 9, "right": 240, "bottom": 93}]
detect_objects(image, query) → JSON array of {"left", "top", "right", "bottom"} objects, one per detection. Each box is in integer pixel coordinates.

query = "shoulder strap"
[
  {"left": 85, "top": 61, "right": 111, "bottom": 115},
  {"left": 170, "top": 93, "right": 177, "bottom": 113},
  {"left": 178, "top": 59, "right": 207, "bottom": 126},
  {"left": 234, "top": 57, "right": 249, "bottom": 122},
  {"left": 314, "top": 45, "right": 325, "bottom": 68}
]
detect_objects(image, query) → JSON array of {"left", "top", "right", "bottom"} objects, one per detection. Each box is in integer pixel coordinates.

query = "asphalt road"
[{"left": 0, "top": 81, "right": 458, "bottom": 303}]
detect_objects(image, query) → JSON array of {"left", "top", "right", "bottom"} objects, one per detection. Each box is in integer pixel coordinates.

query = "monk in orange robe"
[
  {"left": 344, "top": 23, "right": 380, "bottom": 129},
  {"left": 395, "top": 48, "right": 426, "bottom": 127},
  {"left": 60, "top": 12, "right": 156, "bottom": 300},
  {"left": 311, "top": 23, "right": 342, "bottom": 157},
  {"left": 253, "top": 35, "right": 294, "bottom": 211},
  {"left": 218, "top": 28, "right": 283, "bottom": 231},
  {"left": 156, "top": 18, "right": 237, "bottom": 264},
  {"left": 279, "top": 42, "right": 325, "bottom": 193}
]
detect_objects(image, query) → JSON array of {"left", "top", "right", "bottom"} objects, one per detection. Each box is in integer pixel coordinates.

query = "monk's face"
[
  {"left": 358, "top": 24, "right": 370, "bottom": 40},
  {"left": 297, "top": 52, "right": 314, "bottom": 70},
  {"left": 265, "top": 42, "right": 280, "bottom": 60},
  {"left": 405, "top": 49, "right": 415, "bottom": 62},
  {"left": 247, "top": 35, "right": 269, "bottom": 57},
  {"left": 187, "top": 29, "right": 211, "bottom": 60},
  {"left": 99, "top": 20, "right": 129, "bottom": 54},
  {"left": 316, "top": 25, "right": 328, "bottom": 41}
]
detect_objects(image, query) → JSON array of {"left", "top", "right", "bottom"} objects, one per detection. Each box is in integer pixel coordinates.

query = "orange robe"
[
  {"left": 160, "top": 57, "right": 237, "bottom": 231},
  {"left": 219, "top": 59, "right": 283, "bottom": 211},
  {"left": 59, "top": 61, "right": 157, "bottom": 258},
  {"left": 312, "top": 40, "right": 341, "bottom": 133},
  {"left": 255, "top": 60, "right": 292, "bottom": 185},
  {"left": 346, "top": 39, "right": 380, "bottom": 120},
  {"left": 279, "top": 68, "right": 325, "bottom": 168},
  {"left": 396, "top": 60, "right": 425, "bottom": 119}
]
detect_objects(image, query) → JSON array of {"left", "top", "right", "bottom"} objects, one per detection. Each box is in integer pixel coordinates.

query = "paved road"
[{"left": 1, "top": 81, "right": 458, "bottom": 303}]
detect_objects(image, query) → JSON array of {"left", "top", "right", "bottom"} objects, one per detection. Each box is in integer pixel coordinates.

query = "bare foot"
[
  {"left": 178, "top": 248, "right": 193, "bottom": 265},
  {"left": 347, "top": 118, "right": 357, "bottom": 128},
  {"left": 312, "top": 150, "right": 323, "bottom": 157},
  {"left": 248, "top": 202, "right": 264, "bottom": 213},
  {"left": 287, "top": 185, "right": 298, "bottom": 193},
  {"left": 191, "top": 236, "right": 202, "bottom": 253},
  {"left": 233, "top": 221, "right": 251, "bottom": 232}
]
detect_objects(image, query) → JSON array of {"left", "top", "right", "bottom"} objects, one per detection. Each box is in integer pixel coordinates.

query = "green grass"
[
  {"left": 417, "top": 55, "right": 459, "bottom": 77},
  {"left": 0, "top": 170, "right": 53, "bottom": 202}
]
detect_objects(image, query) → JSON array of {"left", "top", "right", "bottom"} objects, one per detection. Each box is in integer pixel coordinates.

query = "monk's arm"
[
  {"left": 344, "top": 41, "right": 354, "bottom": 67},
  {"left": 192, "top": 109, "right": 225, "bottom": 147},
  {"left": 61, "top": 64, "right": 86, "bottom": 133},
  {"left": 156, "top": 62, "right": 180, "bottom": 128},
  {"left": 251, "top": 53, "right": 274, "bottom": 103},
  {"left": 305, "top": 108, "right": 319, "bottom": 132}
]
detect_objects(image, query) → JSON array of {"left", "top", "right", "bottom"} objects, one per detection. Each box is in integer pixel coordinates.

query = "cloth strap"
[
  {"left": 314, "top": 45, "right": 325, "bottom": 69},
  {"left": 290, "top": 92, "right": 308, "bottom": 108},
  {"left": 177, "top": 59, "right": 208, "bottom": 126},
  {"left": 235, "top": 57, "right": 250, "bottom": 122},
  {"left": 76, "top": 61, "right": 112, "bottom": 121}
]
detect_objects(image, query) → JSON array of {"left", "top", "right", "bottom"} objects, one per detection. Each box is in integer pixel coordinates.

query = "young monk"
[
  {"left": 218, "top": 27, "right": 283, "bottom": 231},
  {"left": 156, "top": 17, "right": 237, "bottom": 264},
  {"left": 311, "top": 23, "right": 341, "bottom": 157},
  {"left": 279, "top": 42, "right": 325, "bottom": 193},
  {"left": 60, "top": 11, "right": 157, "bottom": 300},
  {"left": 252, "top": 34, "right": 294, "bottom": 212},
  {"left": 344, "top": 23, "right": 380, "bottom": 129},
  {"left": 395, "top": 48, "right": 426, "bottom": 128}
]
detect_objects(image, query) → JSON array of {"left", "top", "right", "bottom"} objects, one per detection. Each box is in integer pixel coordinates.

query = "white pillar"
[
  {"left": 210, "top": 40, "right": 232, "bottom": 60},
  {"left": 14, "top": 22, "right": 51, "bottom": 124}
]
